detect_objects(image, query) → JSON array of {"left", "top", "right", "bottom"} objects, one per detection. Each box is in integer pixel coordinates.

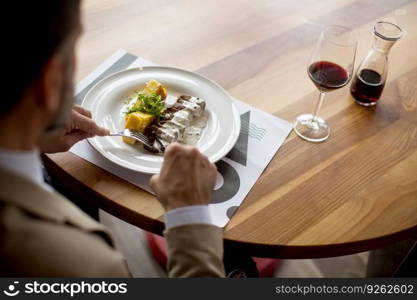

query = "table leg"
[
  {"left": 366, "top": 237, "right": 417, "bottom": 277},
  {"left": 393, "top": 241, "right": 417, "bottom": 277},
  {"left": 223, "top": 243, "right": 259, "bottom": 277}
]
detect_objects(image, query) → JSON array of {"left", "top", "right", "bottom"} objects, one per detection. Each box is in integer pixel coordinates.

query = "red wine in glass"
[
  {"left": 350, "top": 69, "right": 385, "bottom": 106},
  {"left": 294, "top": 25, "right": 356, "bottom": 143},
  {"left": 308, "top": 61, "right": 349, "bottom": 91}
]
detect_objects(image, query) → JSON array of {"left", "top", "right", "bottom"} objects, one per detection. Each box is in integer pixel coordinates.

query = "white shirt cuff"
[{"left": 164, "top": 205, "right": 214, "bottom": 229}]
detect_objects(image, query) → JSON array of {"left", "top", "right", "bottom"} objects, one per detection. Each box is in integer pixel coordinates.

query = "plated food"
[
  {"left": 82, "top": 66, "right": 240, "bottom": 173},
  {"left": 123, "top": 80, "right": 208, "bottom": 153}
]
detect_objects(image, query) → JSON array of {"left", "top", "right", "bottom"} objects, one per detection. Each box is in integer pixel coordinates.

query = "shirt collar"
[{"left": 0, "top": 147, "right": 44, "bottom": 187}]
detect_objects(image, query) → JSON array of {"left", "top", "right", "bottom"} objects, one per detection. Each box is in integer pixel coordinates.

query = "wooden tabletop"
[{"left": 44, "top": 0, "right": 417, "bottom": 258}]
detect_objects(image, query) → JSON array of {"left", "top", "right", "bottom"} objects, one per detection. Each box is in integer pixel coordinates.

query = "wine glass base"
[{"left": 294, "top": 114, "right": 330, "bottom": 142}]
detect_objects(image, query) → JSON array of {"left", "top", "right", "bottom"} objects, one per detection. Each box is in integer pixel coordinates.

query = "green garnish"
[{"left": 126, "top": 91, "right": 165, "bottom": 116}]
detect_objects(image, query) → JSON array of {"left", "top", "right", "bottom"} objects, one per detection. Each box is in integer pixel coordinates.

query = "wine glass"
[{"left": 294, "top": 25, "right": 357, "bottom": 142}]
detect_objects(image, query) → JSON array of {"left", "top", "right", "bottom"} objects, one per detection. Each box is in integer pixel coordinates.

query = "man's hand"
[
  {"left": 150, "top": 143, "right": 217, "bottom": 211},
  {"left": 39, "top": 105, "right": 109, "bottom": 153}
]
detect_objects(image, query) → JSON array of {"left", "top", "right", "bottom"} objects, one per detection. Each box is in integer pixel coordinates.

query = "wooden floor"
[{"left": 100, "top": 210, "right": 368, "bottom": 277}]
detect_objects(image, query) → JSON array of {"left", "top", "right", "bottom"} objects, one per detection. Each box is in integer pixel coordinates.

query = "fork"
[{"left": 109, "top": 129, "right": 153, "bottom": 148}]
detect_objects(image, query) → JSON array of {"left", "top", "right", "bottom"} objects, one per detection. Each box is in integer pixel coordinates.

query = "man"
[{"left": 0, "top": 1, "right": 224, "bottom": 277}]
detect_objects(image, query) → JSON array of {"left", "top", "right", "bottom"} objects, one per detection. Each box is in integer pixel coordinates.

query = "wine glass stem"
[{"left": 313, "top": 92, "right": 326, "bottom": 121}]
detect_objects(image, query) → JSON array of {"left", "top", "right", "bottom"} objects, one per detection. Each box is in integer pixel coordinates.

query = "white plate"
[{"left": 82, "top": 66, "right": 241, "bottom": 174}]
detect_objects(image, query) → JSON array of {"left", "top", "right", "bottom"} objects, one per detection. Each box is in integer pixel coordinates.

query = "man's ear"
[{"left": 34, "top": 53, "right": 65, "bottom": 116}]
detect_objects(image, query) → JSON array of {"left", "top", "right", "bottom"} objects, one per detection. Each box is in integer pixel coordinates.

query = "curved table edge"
[{"left": 43, "top": 153, "right": 417, "bottom": 259}]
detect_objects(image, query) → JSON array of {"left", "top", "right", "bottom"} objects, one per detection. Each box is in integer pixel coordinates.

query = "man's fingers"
[
  {"left": 73, "top": 105, "right": 92, "bottom": 118},
  {"left": 74, "top": 112, "right": 109, "bottom": 136},
  {"left": 63, "top": 130, "right": 90, "bottom": 150},
  {"left": 149, "top": 174, "right": 159, "bottom": 192},
  {"left": 164, "top": 142, "right": 183, "bottom": 158}
]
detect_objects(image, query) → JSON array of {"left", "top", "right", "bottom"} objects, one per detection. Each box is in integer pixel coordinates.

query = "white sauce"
[
  {"left": 157, "top": 96, "right": 208, "bottom": 147},
  {"left": 165, "top": 94, "right": 179, "bottom": 107},
  {"left": 181, "top": 111, "right": 209, "bottom": 145},
  {"left": 171, "top": 110, "right": 191, "bottom": 126}
]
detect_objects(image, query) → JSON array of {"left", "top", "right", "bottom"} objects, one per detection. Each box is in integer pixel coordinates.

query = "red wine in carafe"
[{"left": 350, "top": 69, "right": 384, "bottom": 106}]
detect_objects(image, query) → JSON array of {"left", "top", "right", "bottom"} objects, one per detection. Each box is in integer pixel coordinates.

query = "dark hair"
[{"left": 3, "top": 1, "right": 80, "bottom": 114}]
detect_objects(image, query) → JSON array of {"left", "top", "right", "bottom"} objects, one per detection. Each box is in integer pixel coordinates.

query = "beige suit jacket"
[{"left": 0, "top": 169, "right": 224, "bottom": 277}]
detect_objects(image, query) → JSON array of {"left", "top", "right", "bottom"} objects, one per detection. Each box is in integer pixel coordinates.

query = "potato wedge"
[
  {"left": 143, "top": 79, "right": 167, "bottom": 100},
  {"left": 123, "top": 112, "right": 155, "bottom": 145}
]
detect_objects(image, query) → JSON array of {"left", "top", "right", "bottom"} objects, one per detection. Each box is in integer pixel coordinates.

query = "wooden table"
[{"left": 44, "top": 0, "right": 417, "bottom": 259}]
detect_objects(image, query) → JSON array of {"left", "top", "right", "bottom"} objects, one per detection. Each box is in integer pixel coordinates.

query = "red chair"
[{"left": 145, "top": 232, "right": 280, "bottom": 277}]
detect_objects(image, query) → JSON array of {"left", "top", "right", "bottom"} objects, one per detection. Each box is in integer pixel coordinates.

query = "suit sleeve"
[{"left": 164, "top": 224, "right": 225, "bottom": 277}]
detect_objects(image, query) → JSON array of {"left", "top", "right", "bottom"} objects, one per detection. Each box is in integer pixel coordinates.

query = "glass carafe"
[{"left": 350, "top": 21, "right": 403, "bottom": 106}]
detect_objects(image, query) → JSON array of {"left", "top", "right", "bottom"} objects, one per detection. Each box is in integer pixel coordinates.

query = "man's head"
[{"left": 1, "top": 1, "right": 81, "bottom": 149}]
